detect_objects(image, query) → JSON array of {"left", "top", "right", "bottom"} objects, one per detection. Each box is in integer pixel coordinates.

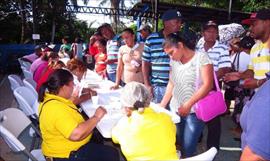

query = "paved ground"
[{"left": 0, "top": 74, "right": 242, "bottom": 161}]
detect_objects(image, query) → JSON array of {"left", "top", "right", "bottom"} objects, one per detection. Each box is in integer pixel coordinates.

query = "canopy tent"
[{"left": 128, "top": 0, "right": 251, "bottom": 31}]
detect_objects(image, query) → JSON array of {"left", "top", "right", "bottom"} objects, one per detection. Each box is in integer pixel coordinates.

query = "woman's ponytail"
[{"left": 38, "top": 82, "right": 48, "bottom": 102}]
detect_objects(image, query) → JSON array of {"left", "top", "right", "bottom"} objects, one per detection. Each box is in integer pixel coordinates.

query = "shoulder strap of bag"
[
  {"left": 38, "top": 99, "right": 56, "bottom": 120},
  {"left": 195, "top": 53, "right": 220, "bottom": 91},
  {"left": 236, "top": 52, "right": 240, "bottom": 71},
  {"left": 39, "top": 99, "right": 88, "bottom": 121},
  {"left": 231, "top": 52, "right": 240, "bottom": 71}
]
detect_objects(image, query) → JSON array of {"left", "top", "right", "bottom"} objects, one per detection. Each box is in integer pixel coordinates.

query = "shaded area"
[{"left": 128, "top": 0, "right": 251, "bottom": 24}]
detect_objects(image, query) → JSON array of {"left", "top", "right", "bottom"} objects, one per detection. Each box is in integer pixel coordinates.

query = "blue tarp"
[{"left": 0, "top": 44, "right": 60, "bottom": 73}]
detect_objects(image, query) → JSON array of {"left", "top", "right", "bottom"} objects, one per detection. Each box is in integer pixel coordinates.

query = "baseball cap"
[
  {"left": 137, "top": 24, "right": 151, "bottom": 32},
  {"left": 48, "top": 44, "right": 55, "bottom": 50},
  {"left": 242, "top": 9, "right": 270, "bottom": 25},
  {"left": 203, "top": 20, "right": 218, "bottom": 31},
  {"left": 161, "top": 9, "right": 182, "bottom": 21},
  {"left": 42, "top": 46, "right": 53, "bottom": 52}
]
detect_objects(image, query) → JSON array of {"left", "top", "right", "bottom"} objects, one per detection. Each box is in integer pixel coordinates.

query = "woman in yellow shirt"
[
  {"left": 38, "top": 69, "right": 119, "bottom": 161},
  {"left": 112, "top": 82, "right": 178, "bottom": 160}
]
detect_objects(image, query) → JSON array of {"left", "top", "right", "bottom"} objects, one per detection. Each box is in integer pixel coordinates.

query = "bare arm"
[
  {"left": 111, "top": 56, "right": 124, "bottom": 89},
  {"left": 160, "top": 79, "right": 174, "bottom": 107},
  {"left": 142, "top": 61, "right": 154, "bottom": 96},
  {"left": 179, "top": 64, "right": 214, "bottom": 116},
  {"left": 142, "top": 61, "right": 151, "bottom": 86},
  {"left": 71, "top": 94, "right": 91, "bottom": 105},
  {"left": 243, "top": 78, "right": 267, "bottom": 89},
  {"left": 224, "top": 69, "right": 254, "bottom": 82},
  {"left": 240, "top": 69, "right": 254, "bottom": 79},
  {"left": 69, "top": 107, "right": 106, "bottom": 141},
  {"left": 240, "top": 146, "right": 266, "bottom": 161},
  {"left": 70, "top": 88, "right": 96, "bottom": 105},
  {"left": 106, "top": 59, "right": 118, "bottom": 64},
  {"left": 217, "top": 67, "right": 231, "bottom": 80}
]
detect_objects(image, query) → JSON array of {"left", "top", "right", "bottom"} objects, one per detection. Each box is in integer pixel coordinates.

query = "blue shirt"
[
  {"left": 240, "top": 80, "right": 270, "bottom": 160},
  {"left": 106, "top": 34, "right": 122, "bottom": 74},
  {"left": 142, "top": 31, "right": 170, "bottom": 86}
]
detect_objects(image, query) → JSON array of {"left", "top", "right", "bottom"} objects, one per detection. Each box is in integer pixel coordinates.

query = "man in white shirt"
[{"left": 196, "top": 20, "right": 231, "bottom": 151}]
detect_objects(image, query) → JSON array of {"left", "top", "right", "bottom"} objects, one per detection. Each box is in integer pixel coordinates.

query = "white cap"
[
  {"left": 137, "top": 24, "right": 151, "bottom": 32},
  {"left": 120, "top": 82, "right": 151, "bottom": 109}
]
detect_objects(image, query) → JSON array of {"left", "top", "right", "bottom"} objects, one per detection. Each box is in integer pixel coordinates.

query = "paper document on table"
[
  {"left": 88, "top": 89, "right": 122, "bottom": 115},
  {"left": 97, "top": 90, "right": 121, "bottom": 105}
]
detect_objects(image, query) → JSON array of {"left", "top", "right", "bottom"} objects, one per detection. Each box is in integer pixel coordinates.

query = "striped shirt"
[
  {"left": 170, "top": 52, "right": 212, "bottom": 114},
  {"left": 248, "top": 41, "right": 270, "bottom": 80},
  {"left": 106, "top": 34, "right": 122, "bottom": 73},
  {"left": 142, "top": 31, "right": 170, "bottom": 86},
  {"left": 196, "top": 40, "right": 231, "bottom": 71}
]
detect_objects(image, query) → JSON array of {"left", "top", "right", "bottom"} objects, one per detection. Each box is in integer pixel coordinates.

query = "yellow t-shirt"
[
  {"left": 248, "top": 41, "right": 270, "bottom": 79},
  {"left": 112, "top": 107, "right": 178, "bottom": 161},
  {"left": 38, "top": 93, "right": 91, "bottom": 158}
]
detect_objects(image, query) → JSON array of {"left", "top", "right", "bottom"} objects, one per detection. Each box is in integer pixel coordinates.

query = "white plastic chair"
[
  {"left": 23, "top": 78, "right": 38, "bottom": 97},
  {"left": 0, "top": 108, "right": 44, "bottom": 161},
  {"left": 180, "top": 147, "right": 218, "bottom": 161},
  {"left": 8, "top": 74, "right": 24, "bottom": 91},
  {"left": 13, "top": 86, "right": 39, "bottom": 118},
  {"left": 22, "top": 68, "right": 33, "bottom": 79},
  {"left": 0, "top": 108, "right": 40, "bottom": 138},
  {"left": 18, "top": 58, "right": 31, "bottom": 71}
]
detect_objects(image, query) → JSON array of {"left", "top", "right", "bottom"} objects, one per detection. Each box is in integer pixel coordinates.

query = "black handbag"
[{"left": 226, "top": 53, "right": 240, "bottom": 87}]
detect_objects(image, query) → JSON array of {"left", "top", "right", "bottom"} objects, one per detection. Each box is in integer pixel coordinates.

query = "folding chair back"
[
  {"left": 0, "top": 108, "right": 31, "bottom": 138},
  {"left": 8, "top": 74, "right": 24, "bottom": 91},
  {"left": 0, "top": 125, "right": 26, "bottom": 152},
  {"left": 0, "top": 125, "right": 44, "bottom": 161},
  {"left": 22, "top": 69, "right": 33, "bottom": 79},
  {"left": 18, "top": 58, "right": 31, "bottom": 70},
  {"left": 23, "top": 78, "right": 38, "bottom": 96},
  {"left": 13, "top": 87, "right": 38, "bottom": 117}
]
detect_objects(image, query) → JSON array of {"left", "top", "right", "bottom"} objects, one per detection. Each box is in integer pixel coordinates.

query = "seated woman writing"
[
  {"left": 112, "top": 82, "right": 178, "bottom": 161},
  {"left": 38, "top": 69, "right": 119, "bottom": 161},
  {"left": 66, "top": 58, "right": 96, "bottom": 105}
]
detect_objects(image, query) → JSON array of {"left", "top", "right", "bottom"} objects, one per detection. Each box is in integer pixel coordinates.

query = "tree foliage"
[
  {"left": 161, "top": 0, "right": 270, "bottom": 12},
  {"left": 0, "top": 0, "right": 94, "bottom": 44},
  {"left": 1, "top": 0, "right": 269, "bottom": 44}
]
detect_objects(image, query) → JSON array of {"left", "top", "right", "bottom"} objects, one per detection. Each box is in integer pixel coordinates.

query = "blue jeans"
[
  {"left": 152, "top": 85, "right": 167, "bottom": 103},
  {"left": 177, "top": 113, "right": 205, "bottom": 157},
  {"left": 107, "top": 72, "right": 116, "bottom": 82}
]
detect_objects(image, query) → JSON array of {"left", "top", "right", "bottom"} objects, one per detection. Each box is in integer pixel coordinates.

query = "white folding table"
[{"left": 80, "top": 70, "right": 180, "bottom": 138}]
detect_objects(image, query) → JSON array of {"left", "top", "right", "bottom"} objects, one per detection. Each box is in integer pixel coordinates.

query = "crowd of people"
[{"left": 20, "top": 8, "right": 270, "bottom": 161}]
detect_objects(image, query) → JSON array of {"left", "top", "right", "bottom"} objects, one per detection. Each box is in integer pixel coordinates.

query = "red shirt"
[
  {"left": 36, "top": 68, "right": 55, "bottom": 92},
  {"left": 94, "top": 52, "right": 107, "bottom": 74},
  {"left": 88, "top": 45, "right": 99, "bottom": 57}
]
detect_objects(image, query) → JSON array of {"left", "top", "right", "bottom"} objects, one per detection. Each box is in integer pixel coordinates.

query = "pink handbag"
[{"left": 194, "top": 56, "right": 227, "bottom": 122}]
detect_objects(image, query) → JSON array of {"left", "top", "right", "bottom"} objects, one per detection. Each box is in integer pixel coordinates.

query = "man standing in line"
[
  {"left": 137, "top": 24, "right": 152, "bottom": 43},
  {"left": 196, "top": 20, "right": 231, "bottom": 150},
  {"left": 225, "top": 9, "right": 270, "bottom": 90},
  {"left": 142, "top": 9, "right": 182, "bottom": 103}
]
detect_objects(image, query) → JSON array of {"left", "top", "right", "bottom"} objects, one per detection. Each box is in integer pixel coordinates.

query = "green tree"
[{"left": 0, "top": 0, "right": 32, "bottom": 43}]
